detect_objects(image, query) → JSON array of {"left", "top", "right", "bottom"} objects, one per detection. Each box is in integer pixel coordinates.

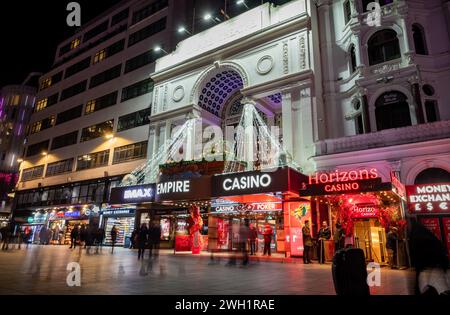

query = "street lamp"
[
  {"left": 237, "top": 0, "right": 250, "bottom": 9},
  {"left": 154, "top": 45, "right": 169, "bottom": 54},
  {"left": 204, "top": 13, "right": 220, "bottom": 24},
  {"left": 178, "top": 26, "right": 192, "bottom": 35}
]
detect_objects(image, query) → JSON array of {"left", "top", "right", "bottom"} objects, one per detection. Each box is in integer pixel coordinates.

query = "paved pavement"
[{"left": 0, "top": 245, "right": 415, "bottom": 295}]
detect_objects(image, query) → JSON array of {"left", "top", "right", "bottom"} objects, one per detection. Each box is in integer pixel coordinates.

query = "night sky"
[{"left": 0, "top": 0, "right": 291, "bottom": 88}]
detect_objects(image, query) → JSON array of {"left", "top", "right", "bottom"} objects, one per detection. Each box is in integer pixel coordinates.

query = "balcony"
[{"left": 315, "top": 120, "right": 450, "bottom": 156}]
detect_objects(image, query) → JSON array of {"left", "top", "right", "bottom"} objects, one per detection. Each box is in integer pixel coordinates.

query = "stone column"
[
  {"left": 281, "top": 92, "right": 294, "bottom": 161},
  {"left": 409, "top": 76, "right": 425, "bottom": 124}
]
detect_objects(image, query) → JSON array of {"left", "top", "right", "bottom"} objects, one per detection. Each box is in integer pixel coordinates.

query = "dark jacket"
[
  {"left": 318, "top": 227, "right": 331, "bottom": 240},
  {"left": 110, "top": 228, "right": 118, "bottom": 241},
  {"left": 302, "top": 226, "right": 313, "bottom": 247},
  {"left": 149, "top": 225, "right": 161, "bottom": 243},
  {"left": 70, "top": 227, "right": 79, "bottom": 238},
  {"left": 249, "top": 227, "right": 258, "bottom": 241},
  {"left": 137, "top": 228, "right": 148, "bottom": 246},
  {"left": 386, "top": 231, "right": 398, "bottom": 250}
]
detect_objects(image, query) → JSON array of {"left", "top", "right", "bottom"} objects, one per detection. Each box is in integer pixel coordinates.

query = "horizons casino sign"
[
  {"left": 300, "top": 168, "right": 386, "bottom": 196},
  {"left": 406, "top": 183, "right": 450, "bottom": 214}
]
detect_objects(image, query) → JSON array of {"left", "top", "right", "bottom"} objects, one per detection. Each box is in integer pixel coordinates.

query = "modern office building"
[
  {"left": 12, "top": 0, "right": 195, "bottom": 240},
  {"left": 0, "top": 74, "right": 39, "bottom": 216}
]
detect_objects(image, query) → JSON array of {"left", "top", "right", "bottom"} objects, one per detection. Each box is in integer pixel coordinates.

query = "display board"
[{"left": 105, "top": 217, "right": 135, "bottom": 247}]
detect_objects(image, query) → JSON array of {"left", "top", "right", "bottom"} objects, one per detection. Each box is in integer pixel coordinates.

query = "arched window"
[
  {"left": 349, "top": 45, "right": 357, "bottom": 73},
  {"left": 414, "top": 168, "right": 450, "bottom": 184},
  {"left": 368, "top": 30, "right": 401, "bottom": 65},
  {"left": 375, "top": 91, "right": 411, "bottom": 131},
  {"left": 412, "top": 24, "right": 428, "bottom": 55}
]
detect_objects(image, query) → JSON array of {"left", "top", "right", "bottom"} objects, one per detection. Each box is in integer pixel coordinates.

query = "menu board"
[
  {"left": 419, "top": 217, "right": 442, "bottom": 240},
  {"left": 442, "top": 217, "right": 450, "bottom": 258}
]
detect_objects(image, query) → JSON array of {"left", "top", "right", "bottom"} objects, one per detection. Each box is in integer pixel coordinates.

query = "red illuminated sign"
[
  {"left": 351, "top": 203, "right": 378, "bottom": 218},
  {"left": 300, "top": 168, "right": 388, "bottom": 196},
  {"left": 309, "top": 168, "right": 379, "bottom": 185},
  {"left": 406, "top": 183, "right": 450, "bottom": 214}
]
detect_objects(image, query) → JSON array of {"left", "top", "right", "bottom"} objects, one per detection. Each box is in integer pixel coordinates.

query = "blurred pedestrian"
[
  {"left": 239, "top": 219, "right": 250, "bottom": 265},
  {"left": 110, "top": 225, "right": 118, "bottom": 253},
  {"left": 39, "top": 226, "right": 48, "bottom": 245},
  {"left": 334, "top": 222, "right": 345, "bottom": 253},
  {"left": 80, "top": 224, "right": 87, "bottom": 248},
  {"left": 137, "top": 225, "right": 148, "bottom": 260},
  {"left": 1, "top": 224, "right": 11, "bottom": 250},
  {"left": 263, "top": 224, "right": 273, "bottom": 256},
  {"left": 69, "top": 225, "right": 79, "bottom": 249},
  {"left": 95, "top": 227, "right": 105, "bottom": 253},
  {"left": 317, "top": 221, "right": 331, "bottom": 264},
  {"left": 249, "top": 223, "right": 258, "bottom": 256},
  {"left": 130, "top": 228, "right": 138, "bottom": 249},
  {"left": 302, "top": 220, "right": 313, "bottom": 264},
  {"left": 408, "top": 220, "right": 449, "bottom": 295},
  {"left": 386, "top": 226, "right": 399, "bottom": 269},
  {"left": 148, "top": 221, "right": 161, "bottom": 259}
]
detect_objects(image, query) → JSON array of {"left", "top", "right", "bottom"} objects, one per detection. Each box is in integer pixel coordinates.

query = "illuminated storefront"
[
  {"left": 406, "top": 183, "right": 450, "bottom": 258},
  {"left": 300, "top": 168, "right": 407, "bottom": 264}
]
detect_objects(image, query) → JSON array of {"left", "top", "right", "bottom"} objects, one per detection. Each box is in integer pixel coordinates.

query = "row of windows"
[
  {"left": 83, "top": 20, "right": 109, "bottom": 43},
  {"left": 85, "top": 91, "right": 118, "bottom": 115},
  {"left": 51, "top": 131, "right": 79, "bottom": 150},
  {"left": 35, "top": 93, "right": 59, "bottom": 112},
  {"left": 132, "top": 0, "right": 168, "bottom": 25},
  {"left": 128, "top": 17, "right": 167, "bottom": 47},
  {"left": 21, "top": 142, "right": 147, "bottom": 181},
  {"left": 89, "top": 64, "right": 122, "bottom": 89},
  {"left": 80, "top": 120, "right": 114, "bottom": 142},
  {"left": 30, "top": 78, "right": 153, "bottom": 137},
  {"left": 41, "top": 15, "right": 166, "bottom": 103}
]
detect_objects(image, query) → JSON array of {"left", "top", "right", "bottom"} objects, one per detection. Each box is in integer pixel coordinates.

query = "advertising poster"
[
  {"left": 442, "top": 217, "right": 450, "bottom": 258},
  {"left": 419, "top": 217, "right": 442, "bottom": 240},
  {"left": 283, "top": 202, "right": 311, "bottom": 257}
]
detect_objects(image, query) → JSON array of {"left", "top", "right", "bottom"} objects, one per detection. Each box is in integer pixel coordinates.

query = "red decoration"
[{"left": 186, "top": 205, "right": 204, "bottom": 254}]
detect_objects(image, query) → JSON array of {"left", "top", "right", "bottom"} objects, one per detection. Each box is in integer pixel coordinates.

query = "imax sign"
[{"left": 124, "top": 188, "right": 153, "bottom": 200}]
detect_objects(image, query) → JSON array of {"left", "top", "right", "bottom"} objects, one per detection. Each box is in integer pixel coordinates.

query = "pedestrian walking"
[
  {"left": 80, "top": 224, "right": 87, "bottom": 248},
  {"left": 302, "top": 220, "right": 313, "bottom": 264},
  {"left": 249, "top": 223, "right": 258, "bottom": 255},
  {"left": 0, "top": 224, "right": 11, "bottom": 251},
  {"left": 39, "top": 226, "right": 48, "bottom": 245},
  {"left": 387, "top": 226, "right": 399, "bottom": 269},
  {"left": 263, "top": 224, "right": 273, "bottom": 256},
  {"left": 239, "top": 219, "right": 250, "bottom": 265},
  {"left": 69, "top": 225, "right": 79, "bottom": 249},
  {"left": 137, "top": 225, "right": 148, "bottom": 260},
  {"left": 130, "top": 229, "right": 138, "bottom": 249},
  {"left": 334, "top": 222, "right": 345, "bottom": 253},
  {"left": 148, "top": 221, "right": 161, "bottom": 259},
  {"left": 317, "top": 221, "right": 331, "bottom": 264},
  {"left": 95, "top": 227, "right": 105, "bottom": 253},
  {"left": 110, "top": 225, "right": 118, "bottom": 253}
]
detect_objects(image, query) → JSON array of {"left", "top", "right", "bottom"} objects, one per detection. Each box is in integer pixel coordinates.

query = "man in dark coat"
[
  {"left": 249, "top": 224, "right": 258, "bottom": 255},
  {"left": 302, "top": 220, "right": 313, "bottom": 264},
  {"left": 333, "top": 222, "right": 345, "bottom": 253},
  {"left": 70, "top": 225, "right": 79, "bottom": 249},
  {"left": 137, "top": 225, "right": 148, "bottom": 260},
  {"left": 317, "top": 221, "right": 331, "bottom": 264}
]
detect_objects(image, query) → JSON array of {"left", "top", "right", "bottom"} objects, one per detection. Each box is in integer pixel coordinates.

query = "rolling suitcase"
[{"left": 332, "top": 248, "right": 370, "bottom": 295}]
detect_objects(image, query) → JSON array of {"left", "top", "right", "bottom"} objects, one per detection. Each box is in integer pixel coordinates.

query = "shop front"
[
  {"left": 299, "top": 168, "right": 407, "bottom": 264},
  {"left": 99, "top": 206, "right": 136, "bottom": 247},
  {"left": 210, "top": 167, "right": 310, "bottom": 257},
  {"left": 47, "top": 207, "right": 92, "bottom": 245},
  {"left": 406, "top": 183, "right": 450, "bottom": 258}
]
